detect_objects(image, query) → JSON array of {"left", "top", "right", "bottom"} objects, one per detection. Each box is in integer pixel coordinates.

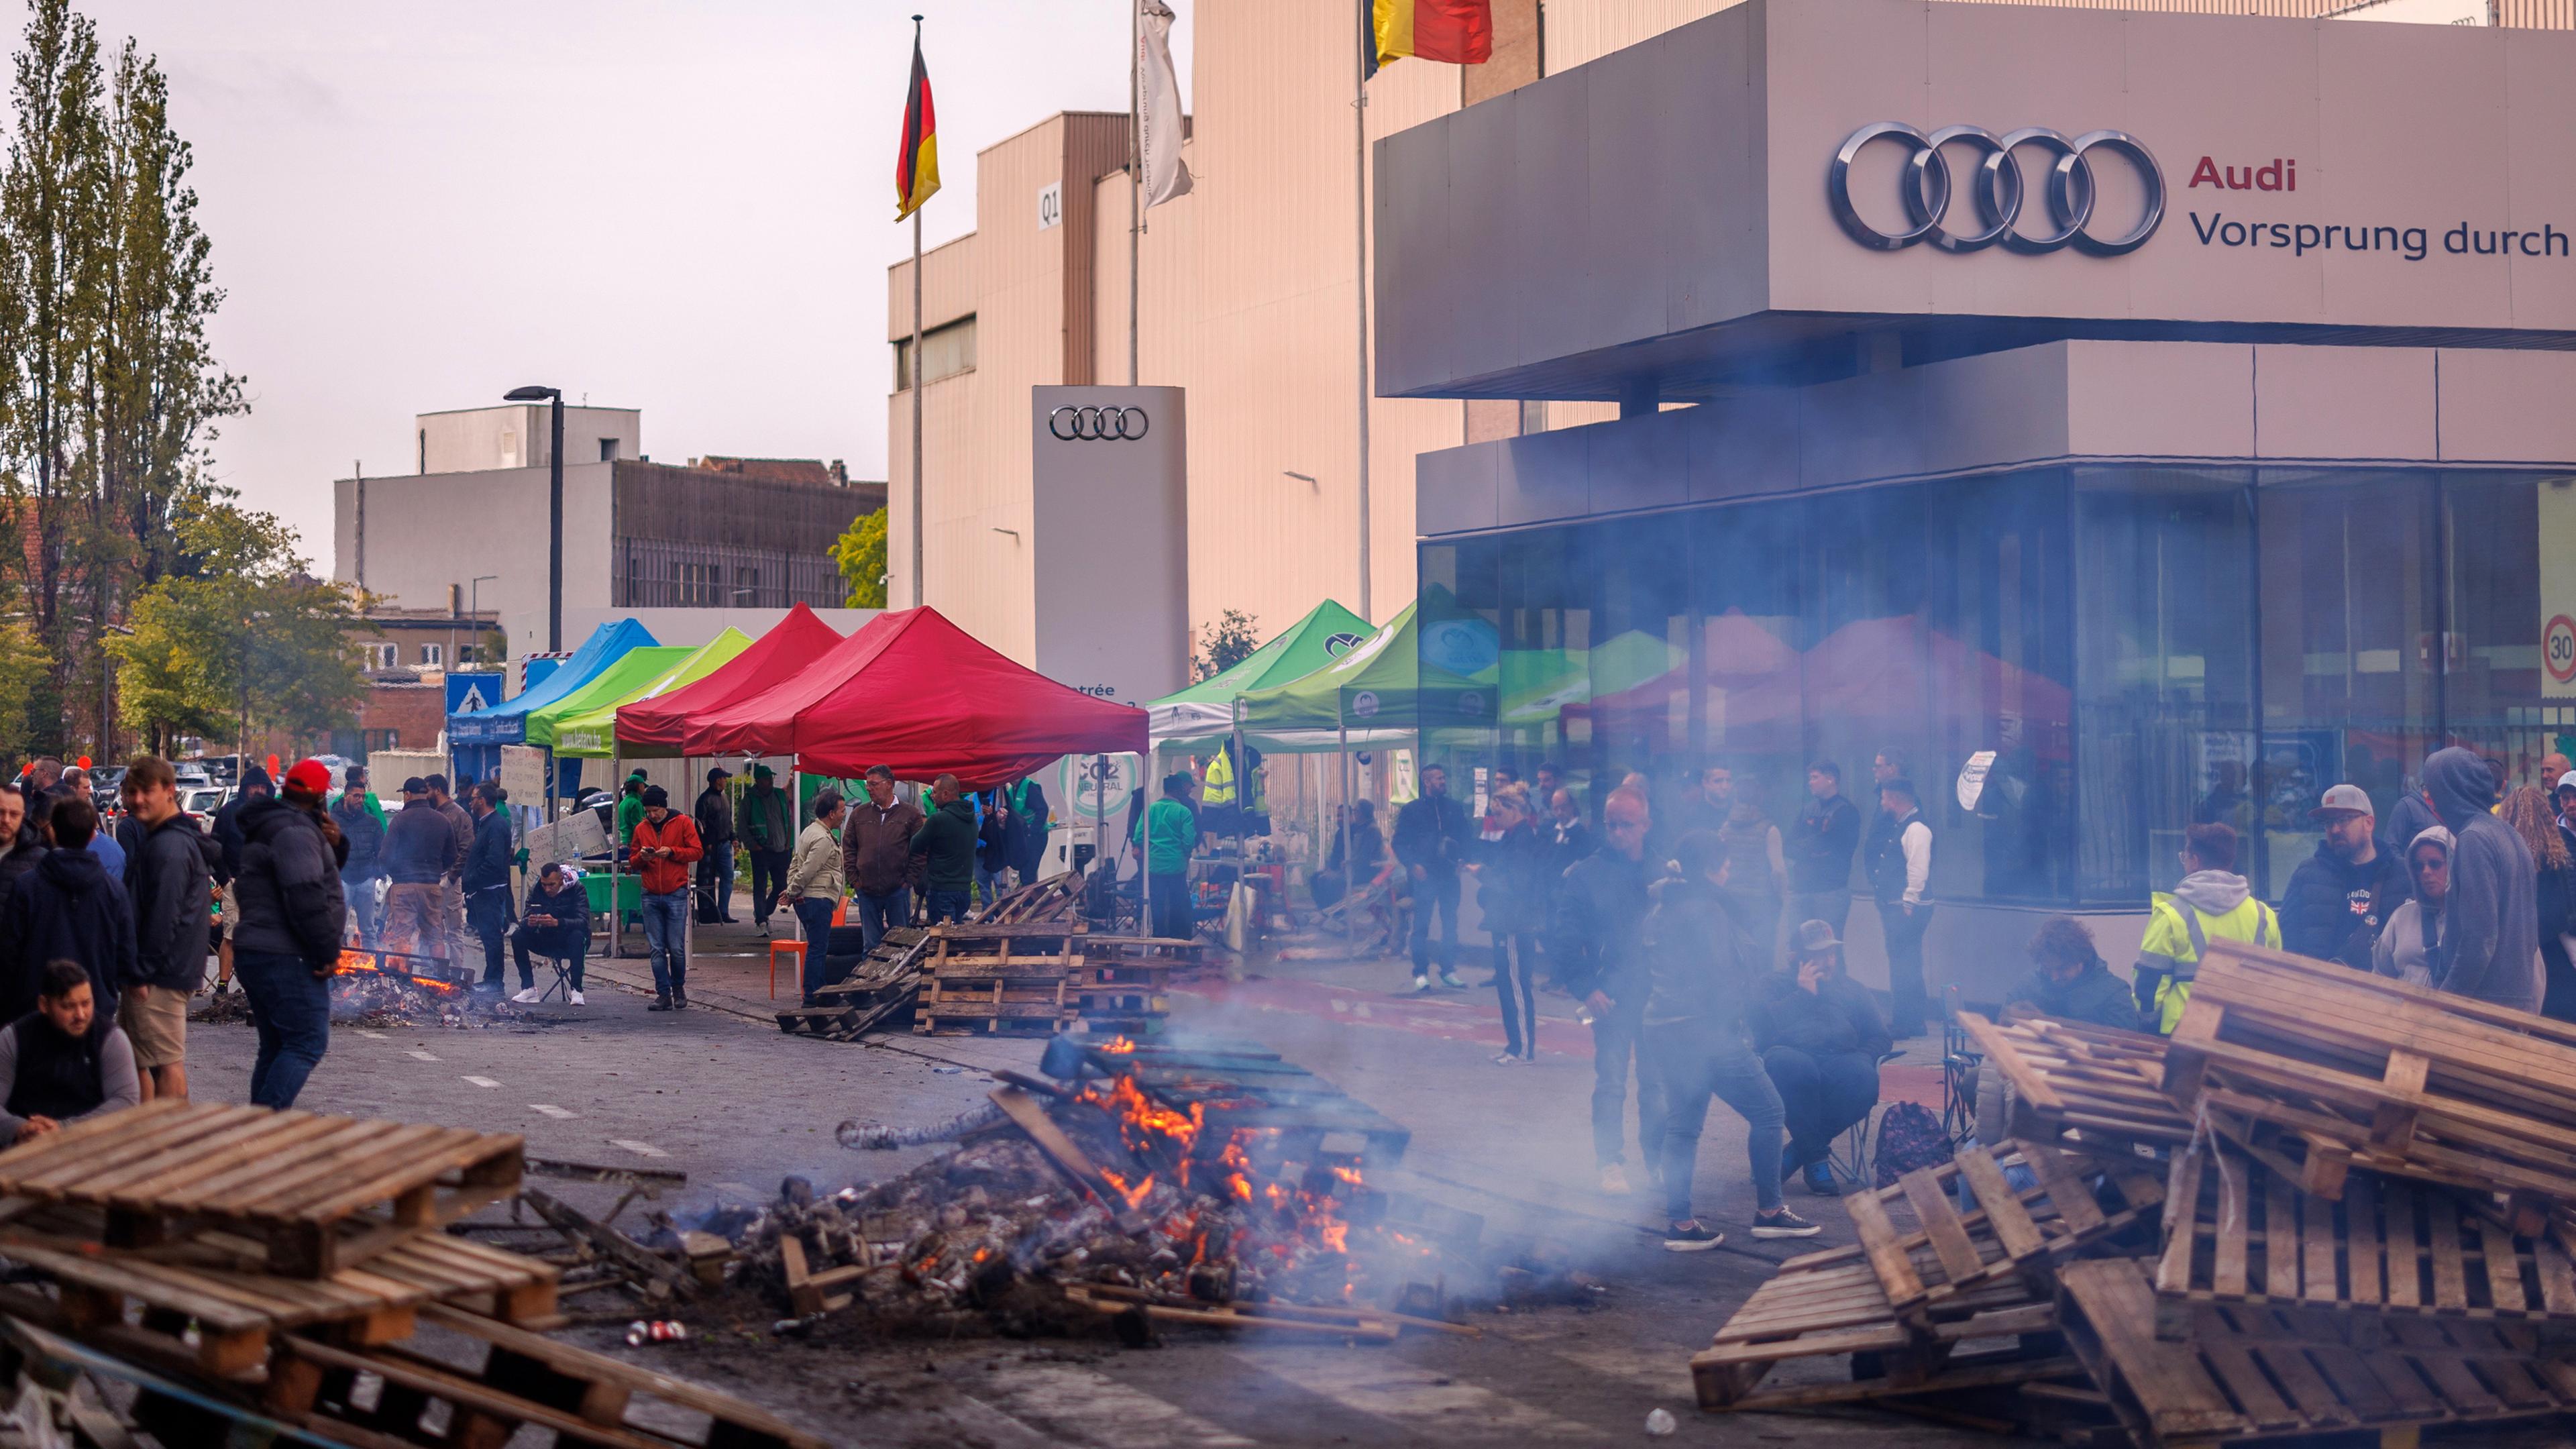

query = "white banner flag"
[{"left": 1136, "top": 0, "right": 1192, "bottom": 209}]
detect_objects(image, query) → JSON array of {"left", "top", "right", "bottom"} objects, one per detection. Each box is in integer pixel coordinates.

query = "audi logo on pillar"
[
  {"left": 1048, "top": 405, "right": 1150, "bottom": 441},
  {"left": 1827, "top": 123, "right": 2165, "bottom": 256}
]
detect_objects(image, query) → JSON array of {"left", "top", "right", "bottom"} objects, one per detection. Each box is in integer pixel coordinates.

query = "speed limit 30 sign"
[{"left": 2547, "top": 614, "right": 2576, "bottom": 687}]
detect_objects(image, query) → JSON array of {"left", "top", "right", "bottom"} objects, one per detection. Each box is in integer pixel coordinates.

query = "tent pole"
[
  {"left": 608, "top": 747, "right": 622, "bottom": 960},
  {"left": 682, "top": 755, "right": 696, "bottom": 996},
  {"left": 1338, "top": 718, "right": 1350, "bottom": 921},
  {"left": 1136, "top": 749, "right": 1151, "bottom": 938}
]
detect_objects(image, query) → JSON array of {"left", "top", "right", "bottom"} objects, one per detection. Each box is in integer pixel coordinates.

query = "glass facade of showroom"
[{"left": 1418, "top": 466, "right": 2573, "bottom": 909}]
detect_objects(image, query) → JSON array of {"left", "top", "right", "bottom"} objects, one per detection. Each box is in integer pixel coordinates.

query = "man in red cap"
[{"left": 229, "top": 759, "right": 347, "bottom": 1108}]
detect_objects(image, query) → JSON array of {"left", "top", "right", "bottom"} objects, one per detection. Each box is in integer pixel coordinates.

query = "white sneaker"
[
  {"left": 1599, "top": 1164, "right": 1631, "bottom": 1195},
  {"left": 569, "top": 990, "right": 586, "bottom": 1006},
  {"left": 511, "top": 988, "right": 542, "bottom": 1005}
]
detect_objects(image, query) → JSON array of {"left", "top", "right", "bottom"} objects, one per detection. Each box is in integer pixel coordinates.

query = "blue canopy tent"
[{"left": 446, "top": 619, "right": 659, "bottom": 785}]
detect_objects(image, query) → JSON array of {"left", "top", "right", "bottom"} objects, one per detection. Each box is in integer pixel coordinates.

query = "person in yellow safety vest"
[
  {"left": 1201, "top": 746, "right": 1237, "bottom": 808},
  {"left": 2134, "top": 820, "right": 2281, "bottom": 1034}
]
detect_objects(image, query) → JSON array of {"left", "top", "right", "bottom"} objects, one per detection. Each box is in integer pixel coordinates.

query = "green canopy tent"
[
  {"left": 1234, "top": 590, "right": 1495, "bottom": 753},
  {"left": 522, "top": 646, "right": 699, "bottom": 752},
  {"left": 1146, "top": 599, "right": 1373, "bottom": 750},
  {"left": 550, "top": 629, "right": 753, "bottom": 757}
]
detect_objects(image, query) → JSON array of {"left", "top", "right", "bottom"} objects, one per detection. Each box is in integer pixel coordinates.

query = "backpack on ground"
[{"left": 1872, "top": 1101, "right": 1953, "bottom": 1188}]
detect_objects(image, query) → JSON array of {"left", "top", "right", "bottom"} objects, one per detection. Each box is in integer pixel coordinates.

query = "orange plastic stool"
[
  {"left": 768, "top": 940, "right": 806, "bottom": 1000},
  {"left": 833, "top": 898, "right": 849, "bottom": 926}
]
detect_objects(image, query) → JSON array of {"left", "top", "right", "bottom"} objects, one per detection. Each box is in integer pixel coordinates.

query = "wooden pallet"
[
  {"left": 776, "top": 925, "right": 932, "bottom": 1039},
  {"left": 1957, "top": 1011, "right": 2193, "bottom": 1150},
  {"left": 2165, "top": 941, "right": 2576, "bottom": 1215},
  {"left": 2153, "top": 1138, "right": 2576, "bottom": 1342},
  {"left": 0, "top": 1100, "right": 524, "bottom": 1277},
  {"left": 1085, "top": 1044, "right": 1414, "bottom": 1165},
  {"left": 266, "top": 1302, "right": 828, "bottom": 1449},
  {"left": 913, "top": 921, "right": 1085, "bottom": 1036},
  {"left": 977, "top": 871, "right": 1082, "bottom": 924},
  {"left": 2059, "top": 1256, "right": 2576, "bottom": 1448},
  {"left": 0, "top": 1222, "right": 559, "bottom": 1377},
  {"left": 1693, "top": 1140, "right": 2163, "bottom": 1409}
]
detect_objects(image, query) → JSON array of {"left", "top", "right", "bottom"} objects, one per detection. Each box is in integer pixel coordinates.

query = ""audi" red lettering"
[{"left": 2188, "top": 156, "right": 2296, "bottom": 192}]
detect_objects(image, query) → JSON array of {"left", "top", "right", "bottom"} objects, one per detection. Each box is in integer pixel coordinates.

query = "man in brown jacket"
[{"left": 840, "top": 765, "right": 924, "bottom": 952}]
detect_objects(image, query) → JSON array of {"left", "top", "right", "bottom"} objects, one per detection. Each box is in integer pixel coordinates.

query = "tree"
[
  {"left": 1192, "top": 609, "right": 1260, "bottom": 682},
  {"left": 107, "top": 498, "right": 362, "bottom": 756},
  {"left": 0, "top": 2, "right": 240, "bottom": 760},
  {"left": 832, "top": 506, "right": 888, "bottom": 608}
]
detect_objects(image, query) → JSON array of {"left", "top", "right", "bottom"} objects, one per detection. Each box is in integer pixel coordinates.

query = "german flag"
[
  {"left": 894, "top": 26, "right": 939, "bottom": 220},
  {"left": 1363, "top": 0, "right": 1493, "bottom": 80}
]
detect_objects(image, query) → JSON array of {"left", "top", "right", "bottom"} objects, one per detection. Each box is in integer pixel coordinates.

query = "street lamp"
[{"left": 503, "top": 385, "right": 565, "bottom": 651}]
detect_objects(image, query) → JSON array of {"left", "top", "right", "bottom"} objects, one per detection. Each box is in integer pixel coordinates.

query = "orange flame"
[
  {"left": 1098, "top": 1036, "right": 1138, "bottom": 1054},
  {"left": 1097, "top": 1167, "right": 1157, "bottom": 1212},
  {"left": 330, "top": 950, "right": 462, "bottom": 996}
]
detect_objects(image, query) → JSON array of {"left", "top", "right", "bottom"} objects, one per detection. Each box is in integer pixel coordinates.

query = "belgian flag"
[
  {"left": 1363, "top": 0, "right": 1493, "bottom": 80},
  {"left": 894, "top": 25, "right": 939, "bottom": 221}
]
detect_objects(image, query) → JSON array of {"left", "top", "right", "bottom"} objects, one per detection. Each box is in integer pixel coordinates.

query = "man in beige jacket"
[{"left": 782, "top": 789, "right": 847, "bottom": 1004}]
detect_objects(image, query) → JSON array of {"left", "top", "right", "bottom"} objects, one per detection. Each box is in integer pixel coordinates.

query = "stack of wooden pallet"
[
  {"left": 0, "top": 1099, "right": 824, "bottom": 1448},
  {"left": 1701, "top": 940, "right": 2576, "bottom": 1447},
  {"left": 777, "top": 922, "right": 932, "bottom": 1040}
]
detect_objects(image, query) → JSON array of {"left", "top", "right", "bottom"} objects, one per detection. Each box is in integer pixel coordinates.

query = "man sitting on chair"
[
  {"left": 0, "top": 960, "right": 140, "bottom": 1144},
  {"left": 509, "top": 864, "right": 592, "bottom": 1006},
  {"left": 1750, "top": 920, "right": 1890, "bottom": 1197}
]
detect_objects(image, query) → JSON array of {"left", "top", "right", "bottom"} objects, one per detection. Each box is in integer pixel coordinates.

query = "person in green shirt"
[
  {"left": 909, "top": 774, "right": 979, "bottom": 924},
  {"left": 1141, "top": 772, "right": 1198, "bottom": 941},
  {"left": 614, "top": 771, "right": 646, "bottom": 845},
  {"left": 735, "top": 764, "right": 794, "bottom": 934}
]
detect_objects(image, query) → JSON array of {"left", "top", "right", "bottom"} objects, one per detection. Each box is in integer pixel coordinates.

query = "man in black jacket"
[
  {"left": 381, "top": 781, "right": 458, "bottom": 963},
  {"left": 1643, "top": 834, "right": 1819, "bottom": 1247},
  {"left": 208, "top": 764, "right": 272, "bottom": 997},
  {"left": 1785, "top": 761, "right": 1862, "bottom": 938},
  {"left": 0, "top": 788, "right": 44, "bottom": 902},
  {"left": 231, "top": 760, "right": 347, "bottom": 1109},
  {"left": 119, "top": 757, "right": 209, "bottom": 1102},
  {"left": 694, "top": 767, "right": 737, "bottom": 923},
  {"left": 909, "top": 775, "right": 980, "bottom": 925},
  {"left": 1548, "top": 788, "right": 1666, "bottom": 1196},
  {"left": 462, "top": 782, "right": 516, "bottom": 991},
  {"left": 2279, "top": 784, "right": 2409, "bottom": 971},
  {"left": 2424, "top": 746, "right": 2540, "bottom": 1010},
  {"left": 1752, "top": 920, "right": 1890, "bottom": 1199},
  {"left": 0, "top": 798, "right": 133, "bottom": 1027},
  {"left": 1392, "top": 764, "right": 1471, "bottom": 992}
]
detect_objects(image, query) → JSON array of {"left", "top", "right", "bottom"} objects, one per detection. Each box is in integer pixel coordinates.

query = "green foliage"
[
  {"left": 107, "top": 498, "right": 362, "bottom": 755},
  {"left": 0, "top": 612, "right": 54, "bottom": 767},
  {"left": 0, "top": 0, "right": 244, "bottom": 757},
  {"left": 833, "top": 506, "right": 889, "bottom": 608},
  {"left": 1192, "top": 609, "right": 1260, "bottom": 682}
]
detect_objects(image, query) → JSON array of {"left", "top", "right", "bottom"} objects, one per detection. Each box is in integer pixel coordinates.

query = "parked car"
[{"left": 182, "top": 786, "right": 232, "bottom": 824}]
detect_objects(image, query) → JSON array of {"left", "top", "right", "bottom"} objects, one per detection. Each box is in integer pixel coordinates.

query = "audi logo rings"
[
  {"left": 1827, "top": 122, "right": 2164, "bottom": 258},
  {"left": 1049, "top": 405, "right": 1150, "bottom": 441}
]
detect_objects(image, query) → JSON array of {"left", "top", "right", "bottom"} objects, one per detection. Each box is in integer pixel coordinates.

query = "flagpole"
[
  {"left": 1352, "top": 30, "right": 1373, "bottom": 624},
  {"left": 1128, "top": 0, "right": 1141, "bottom": 387},
  {"left": 909, "top": 14, "right": 928, "bottom": 610}
]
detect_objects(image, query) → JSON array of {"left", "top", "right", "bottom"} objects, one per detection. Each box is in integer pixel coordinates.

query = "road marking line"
[
  {"left": 610, "top": 1139, "right": 669, "bottom": 1159},
  {"left": 407, "top": 1050, "right": 440, "bottom": 1062},
  {"left": 530, "top": 1104, "right": 574, "bottom": 1118},
  {"left": 462, "top": 1075, "right": 500, "bottom": 1088},
  {"left": 356, "top": 1030, "right": 387, "bottom": 1039},
  {"left": 973, "top": 1365, "right": 1254, "bottom": 1447}
]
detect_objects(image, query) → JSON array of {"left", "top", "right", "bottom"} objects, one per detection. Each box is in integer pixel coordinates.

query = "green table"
[{"left": 582, "top": 873, "right": 641, "bottom": 916}]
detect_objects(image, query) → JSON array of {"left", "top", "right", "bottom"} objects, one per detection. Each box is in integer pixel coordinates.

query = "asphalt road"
[{"left": 264, "top": 928, "right": 2576, "bottom": 1449}]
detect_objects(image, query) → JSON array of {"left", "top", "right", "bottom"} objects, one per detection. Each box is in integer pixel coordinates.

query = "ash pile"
[
  {"left": 731, "top": 1033, "right": 1590, "bottom": 1344},
  {"left": 192, "top": 948, "right": 537, "bottom": 1030}
]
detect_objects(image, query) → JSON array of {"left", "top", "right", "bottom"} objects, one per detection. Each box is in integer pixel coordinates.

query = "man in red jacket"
[{"left": 629, "top": 786, "right": 703, "bottom": 1010}]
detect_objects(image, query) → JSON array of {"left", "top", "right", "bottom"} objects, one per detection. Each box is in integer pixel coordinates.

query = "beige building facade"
[{"left": 888, "top": 0, "right": 2573, "bottom": 665}]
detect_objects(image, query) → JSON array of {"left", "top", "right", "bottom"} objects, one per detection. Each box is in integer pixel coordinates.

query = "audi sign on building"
[
  {"left": 1374, "top": 0, "right": 2576, "bottom": 401},
  {"left": 1379, "top": 0, "right": 2576, "bottom": 1007},
  {"left": 1030, "top": 386, "right": 1189, "bottom": 712}
]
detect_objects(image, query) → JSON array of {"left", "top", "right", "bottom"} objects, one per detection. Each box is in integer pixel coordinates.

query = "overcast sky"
[{"left": 2, "top": 0, "right": 1191, "bottom": 572}]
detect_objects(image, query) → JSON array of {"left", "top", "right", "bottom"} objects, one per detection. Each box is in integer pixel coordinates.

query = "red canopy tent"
[
  {"left": 686, "top": 606, "right": 1148, "bottom": 785},
  {"left": 612, "top": 602, "right": 848, "bottom": 753}
]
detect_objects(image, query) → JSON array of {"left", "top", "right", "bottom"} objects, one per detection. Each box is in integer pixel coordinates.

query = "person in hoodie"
[
  {"left": 226, "top": 759, "right": 348, "bottom": 1109},
  {"left": 2134, "top": 821, "right": 2280, "bottom": 1034},
  {"left": 0, "top": 797, "right": 133, "bottom": 1026},
  {"left": 1751, "top": 920, "right": 1891, "bottom": 1198},
  {"left": 461, "top": 782, "right": 516, "bottom": 993},
  {"left": 2374, "top": 826, "right": 2453, "bottom": 987},
  {"left": 1642, "top": 831, "right": 1819, "bottom": 1249},
  {"left": 119, "top": 756, "right": 210, "bottom": 1102},
  {"left": 208, "top": 764, "right": 273, "bottom": 998},
  {"left": 910, "top": 774, "right": 981, "bottom": 927},
  {"left": 2420, "top": 746, "right": 2541, "bottom": 1012},
  {"left": 1548, "top": 787, "right": 1666, "bottom": 1197},
  {"left": 0, "top": 788, "right": 43, "bottom": 902},
  {"left": 2279, "top": 784, "right": 2410, "bottom": 971},
  {"left": 331, "top": 772, "right": 387, "bottom": 949}
]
